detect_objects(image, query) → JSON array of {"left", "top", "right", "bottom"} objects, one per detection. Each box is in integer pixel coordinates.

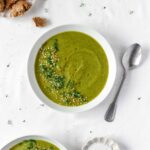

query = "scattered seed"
[
  {"left": 22, "top": 120, "right": 26, "bottom": 123},
  {"left": 80, "top": 2, "right": 85, "bottom": 7},
  {"left": 103, "top": 6, "right": 106, "bottom": 9},
  {"left": 44, "top": 8, "right": 48, "bottom": 13},
  {"left": 138, "top": 97, "right": 141, "bottom": 100},
  {"left": 6, "top": 64, "right": 10, "bottom": 68},
  {"left": 88, "top": 13, "right": 92, "bottom": 16},
  {"left": 129, "top": 10, "right": 134, "bottom": 15},
  {"left": 5, "top": 94, "right": 8, "bottom": 98},
  {"left": 7, "top": 120, "right": 13, "bottom": 125},
  {"left": 19, "top": 108, "right": 22, "bottom": 111},
  {"left": 40, "top": 104, "right": 45, "bottom": 107}
]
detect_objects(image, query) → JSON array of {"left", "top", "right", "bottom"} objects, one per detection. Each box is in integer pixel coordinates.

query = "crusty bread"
[
  {"left": 10, "top": 0, "right": 31, "bottom": 17},
  {"left": 6, "top": 0, "right": 19, "bottom": 9},
  {"left": 0, "top": 0, "right": 5, "bottom": 12},
  {"left": 33, "top": 17, "right": 47, "bottom": 27}
]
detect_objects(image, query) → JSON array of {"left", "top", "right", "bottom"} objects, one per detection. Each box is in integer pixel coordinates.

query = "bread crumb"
[
  {"left": 33, "top": 17, "right": 47, "bottom": 27},
  {"left": 10, "top": 0, "right": 31, "bottom": 17},
  {"left": 0, "top": 0, "right": 5, "bottom": 12},
  {"left": 6, "top": 0, "right": 18, "bottom": 9}
]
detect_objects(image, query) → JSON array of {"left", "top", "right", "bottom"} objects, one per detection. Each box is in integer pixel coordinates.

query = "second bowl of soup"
[{"left": 2, "top": 135, "right": 67, "bottom": 150}]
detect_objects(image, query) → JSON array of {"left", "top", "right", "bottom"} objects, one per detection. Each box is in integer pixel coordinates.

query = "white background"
[{"left": 0, "top": 0, "right": 150, "bottom": 149}]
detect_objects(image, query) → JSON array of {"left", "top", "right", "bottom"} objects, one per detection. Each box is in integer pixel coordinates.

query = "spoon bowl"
[{"left": 122, "top": 43, "right": 142, "bottom": 71}]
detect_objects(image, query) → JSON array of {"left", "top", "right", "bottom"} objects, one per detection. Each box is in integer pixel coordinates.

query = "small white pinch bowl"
[{"left": 82, "top": 137, "right": 120, "bottom": 150}]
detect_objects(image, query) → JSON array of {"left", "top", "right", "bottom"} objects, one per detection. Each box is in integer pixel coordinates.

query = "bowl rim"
[
  {"left": 82, "top": 137, "right": 120, "bottom": 150},
  {"left": 27, "top": 24, "right": 117, "bottom": 113},
  {"left": 1, "top": 135, "right": 67, "bottom": 150}
]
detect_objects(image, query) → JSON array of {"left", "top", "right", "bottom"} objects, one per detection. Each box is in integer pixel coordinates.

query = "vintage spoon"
[{"left": 105, "top": 43, "right": 142, "bottom": 122}]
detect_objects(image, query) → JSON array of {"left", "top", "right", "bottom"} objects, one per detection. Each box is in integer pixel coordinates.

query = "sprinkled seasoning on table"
[
  {"left": 129, "top": 10, "right": 134, "bottom": 15},
  {"left": 44, "top": 8, "right": 48, "bottom": 13},
  {"left": 6, "top": 63, "right": 10, "bottom": 68},
  {"left": 22, "top": 120, "right": 26, "bottom": 123},
  {"left": 40, "top": 103, "right": 45, "bottom": 107},
  {"left": 88, "top": 13, "right": 92, "bottom": 17},
  {"left": 19, "top": 108, "right": 22, "bottom": 111},
  {"left": 103, "top": 6, "right": 106, "bottom": 9},
  {"left": 80, "top": 2, "right": 86, "bottom": 7},
  {"left": 5, "top": 94, "right": 8, "bottom": 98},
  {"left": 7, "top": 120, "right": 13, "bottom": 125}
]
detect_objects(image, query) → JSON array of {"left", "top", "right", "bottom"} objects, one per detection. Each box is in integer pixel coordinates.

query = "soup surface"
[
  {"left": 35, "top": 31, "right": 108, "bottom": 106},
  {"left": 10, "top": 139, "right": 59, "bottom": 150}
]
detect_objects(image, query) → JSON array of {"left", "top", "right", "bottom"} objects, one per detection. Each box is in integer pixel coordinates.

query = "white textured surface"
[{"left": 0, "top": 0, "right": 149, "bottom": 150}]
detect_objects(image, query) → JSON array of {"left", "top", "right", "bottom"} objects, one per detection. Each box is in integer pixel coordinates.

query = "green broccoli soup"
[
  {"left": 35, "top": 31, "right": 108, "bottom": 106},
  {"left": 10, "top": 140, "right": 59, "bottom": 150}
]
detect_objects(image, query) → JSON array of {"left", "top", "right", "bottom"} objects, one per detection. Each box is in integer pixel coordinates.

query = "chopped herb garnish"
[
  {"left": 47, "top": 56, "right": 53, "bottom": 65},
  {"left": 61, "top": 91, "right": 68, "bottom": 97},
  {"left": 45, "top": 68, "right": 53, "bottom": 78},
  {"left": 50, "top": 146, "right": 54, "bottom": 150},
  {"left": 53, "top": 75, "right": 65, "bottom": 89},
  {"left": 66, "top": 80, "right": 75, "bottom": 89},
  {"left": 47, "top": 55, "right": 56, "bottom": 67},
  {"left": 51, "top": 39, "right": 59, "bottom": 52},
  {"left": 63, "top": 99, "right": 70, "bottom": 105},
  {"left": 40, "top": 64, "right": 47, "bottom": 73},
  {"left": 72, "top": 90, "right": 81, "bottom": 98},
  {"left": 40, "top": 65, "right": 53, "bottom": 78},
  {"left": 25, "top": 140, "right": 37, "bottom": 150},
  {"left": 82, "top": 97, "right": 87, "bottom": 102}
]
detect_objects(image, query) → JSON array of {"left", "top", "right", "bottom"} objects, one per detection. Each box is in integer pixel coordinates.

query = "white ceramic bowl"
[
  {"left": 2, "top": 135, "right": 67, "bottom": 150},
  {"left": 28, "top": 24, "right": 117, "bottom": 113},
  {"left": 82, "top": 137, "right": 120, "bottom": 150}
]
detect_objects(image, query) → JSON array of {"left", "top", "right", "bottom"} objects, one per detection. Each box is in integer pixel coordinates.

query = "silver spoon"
[{"left": 105, "top": 43, "right": 142, "bottom": 122}]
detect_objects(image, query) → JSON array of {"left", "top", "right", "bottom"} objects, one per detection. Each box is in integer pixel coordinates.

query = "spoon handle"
[{"left": 105, "top": 71, "right": 126, "bottom": 122}]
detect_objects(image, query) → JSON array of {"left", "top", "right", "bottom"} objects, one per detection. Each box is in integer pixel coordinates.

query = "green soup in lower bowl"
[
  {"left": 35, "top": 31, "right": 108, "bottom": 106},
  {"left": 10, "top": 139, "right": 59, "bottom": 150}
]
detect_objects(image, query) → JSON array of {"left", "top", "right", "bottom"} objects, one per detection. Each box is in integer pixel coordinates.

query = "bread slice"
[
  {"left": 0, "top": 0, "right": 5, "bottom": 12},
  {"left": 33, "top": 17, "right": 47, "bottom": 27},
  {"left": 10, "top": 0, "right": 31, "bottom": 17},
  {"left": 6, "top": 0, "right": 19, "bottom": 9}
]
